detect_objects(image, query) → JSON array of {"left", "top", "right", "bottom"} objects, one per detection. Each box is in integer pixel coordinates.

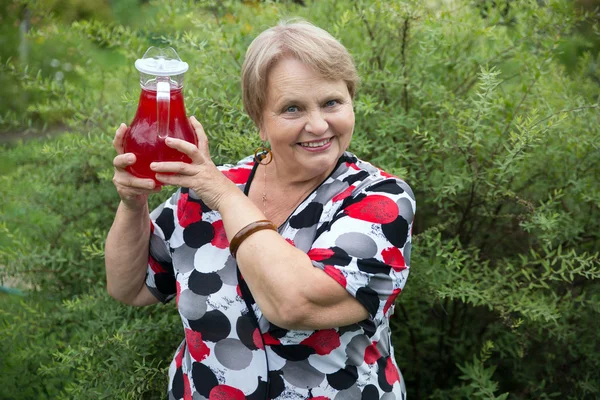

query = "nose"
[{"left": 305, "top": 110, "right": 328, "bottom": 136}]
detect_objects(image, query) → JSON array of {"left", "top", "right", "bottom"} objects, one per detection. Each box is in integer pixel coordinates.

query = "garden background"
[{"left": 1, "top": 0, "right": 599, "bottom": 399}]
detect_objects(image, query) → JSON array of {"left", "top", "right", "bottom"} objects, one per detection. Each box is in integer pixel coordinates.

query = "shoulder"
[
  {"left": 334, "top": 152, "right": 415, "bottom": 207},
  {"left": 217, "top": 155, "right": 256, "bottom": 185}
]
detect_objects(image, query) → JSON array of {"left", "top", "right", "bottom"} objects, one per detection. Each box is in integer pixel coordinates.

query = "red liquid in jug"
[{"left": 123, "top": 87, "right": 197, "bottom": 186}]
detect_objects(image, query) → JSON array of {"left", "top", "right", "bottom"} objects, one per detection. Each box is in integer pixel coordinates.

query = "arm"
[
  {"left": 105, "top": 201, "right": 158, "bottom": 306},
  {"left": 105, "top": 123, "right": 161, "bottom": 307},
  {"left": 218, "top": 191, "right": 369, "bottom": 330},
  {"left": 152, "top": 118, "right": 414, "bottom": 329}
]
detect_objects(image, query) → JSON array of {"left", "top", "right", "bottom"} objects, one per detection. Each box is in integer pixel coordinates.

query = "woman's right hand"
[{"left": 112, "top": 123, "right": 161, "bottom": 211}]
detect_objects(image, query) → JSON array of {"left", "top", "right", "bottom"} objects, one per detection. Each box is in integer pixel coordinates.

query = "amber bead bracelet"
[{"left": 229, "top": 219, "right": 278, "bottom": 258}]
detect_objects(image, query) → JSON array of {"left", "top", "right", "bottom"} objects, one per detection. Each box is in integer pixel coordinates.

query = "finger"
[
  {"left": 113, "top": 173, "right": 157, "bottom": 190},
  {"left": 164, "top": 137, "right": 203, "bottom": 162},
  {"left": 113, "top": 153, "right": 136, "bottom": 170},
  {"left": 189, "top": 116, "right": 209, "bottom": 153},
  {"left": 113, "top": 123, "right": 128, "bottom": 154},
  {"left": 155, "top": 173, "right": 185, "bottom": 187},
  {"left": 150, "top": 161, "right": 196, "bottom": 175}
]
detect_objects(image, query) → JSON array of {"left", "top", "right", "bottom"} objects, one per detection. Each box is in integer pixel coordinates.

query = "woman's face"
[{"left": 260, "top": 57, "right": 355, "bottom": 183}]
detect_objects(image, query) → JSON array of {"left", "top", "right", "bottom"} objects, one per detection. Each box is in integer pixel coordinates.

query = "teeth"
[{"left": 300, "top": 138, "right": 330, "bottom": 148}]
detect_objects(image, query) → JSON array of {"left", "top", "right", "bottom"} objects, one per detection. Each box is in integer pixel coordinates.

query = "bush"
[{"left": 1, "top": 0, "right": 599, "bottom": 398}]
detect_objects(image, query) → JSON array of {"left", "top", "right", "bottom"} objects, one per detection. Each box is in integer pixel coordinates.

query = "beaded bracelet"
[{"left": 229, "top": 219, "right": 277, "bottom": 258}]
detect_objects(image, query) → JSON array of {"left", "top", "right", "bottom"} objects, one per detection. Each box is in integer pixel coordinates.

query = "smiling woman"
[{"left": 105, "top": 19, "right": 415, "bottom": 400}]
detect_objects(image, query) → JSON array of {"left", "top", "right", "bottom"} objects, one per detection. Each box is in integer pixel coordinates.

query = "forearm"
[
  {"left": 105, "top": 201, "right": 151, "bottom": 304},
  {"left": 218, "top": 191, "right": 318, "bottom": 327}
]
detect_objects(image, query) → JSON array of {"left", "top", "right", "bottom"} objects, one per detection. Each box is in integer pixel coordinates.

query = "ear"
[{"left": 258, "top": 126, "right": 267, "bottom": 143}]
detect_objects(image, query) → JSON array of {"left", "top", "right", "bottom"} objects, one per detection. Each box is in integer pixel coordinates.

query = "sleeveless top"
[{"left": 145, "top": 152, "right": 416, "bottom": 400}]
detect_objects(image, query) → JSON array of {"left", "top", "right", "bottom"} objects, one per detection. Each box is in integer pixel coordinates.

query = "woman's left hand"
[{"left": 151, "top": 116, "right": 234, "bottom": 210}]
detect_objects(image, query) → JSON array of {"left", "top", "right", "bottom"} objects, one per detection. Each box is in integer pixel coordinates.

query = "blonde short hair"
[{"left": 241, "top": 20, "right": 359, "bottom": 127}]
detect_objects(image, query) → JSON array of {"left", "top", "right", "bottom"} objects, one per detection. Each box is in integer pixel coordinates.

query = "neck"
[
  {"left": 258, "top": 162, "right": 327, "bottom": 225},
  {"left": 267, "top": 157, "right": 331, "bottom": 193}
]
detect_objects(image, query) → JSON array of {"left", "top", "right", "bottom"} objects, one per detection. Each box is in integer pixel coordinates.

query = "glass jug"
[{"left": 123, "top": 47, "right": 198, "bottom": 185}]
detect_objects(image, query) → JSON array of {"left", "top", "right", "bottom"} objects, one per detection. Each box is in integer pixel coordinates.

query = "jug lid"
[{"left": 134, "top": 46, "right": 189, "bottom": 76}]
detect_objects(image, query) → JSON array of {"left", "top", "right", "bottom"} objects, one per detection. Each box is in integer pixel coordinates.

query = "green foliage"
[{"left": 1, "top": 0, "right": 599, "bottom": 399}]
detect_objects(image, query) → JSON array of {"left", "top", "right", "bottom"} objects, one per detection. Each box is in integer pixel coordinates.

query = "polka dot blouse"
[{"left": 146, "top": 152, "right": 415, "bottom": 399}]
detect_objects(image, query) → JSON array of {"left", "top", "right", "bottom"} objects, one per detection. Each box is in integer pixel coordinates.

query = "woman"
[{"left": 106, "top": 20, "right": 415, "bottom": 400}]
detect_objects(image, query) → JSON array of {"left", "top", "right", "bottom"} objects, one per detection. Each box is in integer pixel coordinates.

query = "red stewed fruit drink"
[{"left": 123, "top": 86, "right": 197, "bottom": 186}]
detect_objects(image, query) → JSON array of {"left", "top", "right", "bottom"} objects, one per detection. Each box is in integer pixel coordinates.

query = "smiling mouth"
[{"left": 298, "top": 138, "right": 332, "bottom": 148}]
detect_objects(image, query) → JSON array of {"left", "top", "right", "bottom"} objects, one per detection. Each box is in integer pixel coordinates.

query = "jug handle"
[{"left": 156, "top": 80, "right": 170, "bottom": 139}]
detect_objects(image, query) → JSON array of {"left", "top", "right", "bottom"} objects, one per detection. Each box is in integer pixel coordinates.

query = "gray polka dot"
[
  {"left": 214, "top": 338, "right": 252, "bottom": 370},
  {"left": 178, "top": 290, "right": 207, "bottom": 320},
  {"left": 345, "top": 334, "right": 371, "bottom": 366},
  {"left": 397, "top": 198, "right": 414, "bottom": 224},
  {"left": 403, "top": 242, "right": 411, "bottom": 266},
  {"left": 217, "top": 255, "right": 237, "bottom": 285},
  {"left": 381, "top": 393, "right": 397, "bottom": 400},
  {"left": 314, "top": 180, "right": 349, "bottom": 203},
  {"left": 193, "top": 393, "right": 208, "bottom": 400},
  {"left": 282, "top": 359, "right": 325, "bottom": 388},
  {"left": 172, "top": 244, "right": 197, "bottom": 274},
  {"left": 168, "top": 391, "right": 177, "bottom": 400},
  {"left": 398, "top": 180, "right": 415, "bottom": 200},
  {"left": 334, "top": 384, "right": 361, "bottom": 399},
  {"left": 292, "top": 227, "right": 316, "bottom": 253},
  {"left": 368, "top": 273, "right": 394, "bottom": 300},
  {"left": 150, "top": 234, "right": 171, "bottom": 262},
  {"left": 376, "top": 327, "right": 391, "bottom": 358},
  {"left": 335, "top": 232, "right": 378, "bottom": 259},
  {"left": 363, "top": 162, "right": 378, "bottom": 174}
]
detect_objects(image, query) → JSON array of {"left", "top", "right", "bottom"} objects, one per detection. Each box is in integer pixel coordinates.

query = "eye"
[
  {"left": 325, "top": 99, "right": 340, "bottom": 107},
  {"left": 285, "top": 105, "right": 299, "bottom": 113}
]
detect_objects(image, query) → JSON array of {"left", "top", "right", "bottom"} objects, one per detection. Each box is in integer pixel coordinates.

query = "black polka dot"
[
  {"left": 156, "top": 207, "right": 175, "bottom": 240},
  {"left": 341, "top": 192, "right": 366, "bottom": 209},
  {"left": 339, "top": 324, "right": 361, "bottom": 336},
  {"left": 188, "top": 270, "right": 222, "bottom": 296},
  {"left": 171, "top": 367, "right": 184, "bottom": 399},
  {"left": 318, "top": 246, "right": 352, "bottom": 267},
  {"left": 365, "top": 179, "right": 404, "bottom": 194},
  {"left": 188, "top": 310, "right": 231, "bottom": 342},
  {"left": 191, "top": 362, "right": 218, "bottom": 397},
  {"left": 347, "top": 154, "right": 358, "bottom": 163},
  {"left": 270, "top": 344, "right": 315, "bottom": 361},
  {"left": 183, "top": 220, "right": 214, "bottom": 248},
  {"left": 268, "top": 323, "right": 289, "bottom": 339},
  {"left": 154, "top": 272, "right": 176, "bottom": 296},
  {"left": 356, "top": 287, "right": 380, "bottom": 317},
  {"left": 268, "top": 370, "right": 285, "bottom": 399},
  {"left": 289, "top": 202, "right": 324, "bottom": 229},
  {"left": 343, "top": 170, "right": 369, "bottom": 185},
  {"left": 236, "top": 314, "right": 259, "bottom": 351},
  {"left": 359, "top": 318, "right": 377, "bottom": 338},
  {"left": 326, "top": 364, "right": 358, "bottom": 390},
  {"left": 381, "top": 215, "right": 409, "bottom": 248},
  {"left": 362, "top": 384, "right": 379, "bottom": 399},
  {"left": 357, "top": 258, "right": 391, "bottom": 275}
]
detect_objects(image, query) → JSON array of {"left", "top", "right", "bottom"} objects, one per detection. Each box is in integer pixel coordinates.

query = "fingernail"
[
  {"left": 150, "top": 162, "right": 156, "bottom": 169},
  {"left": 127, "top": 155, "right": 135, "bottom": 163}
]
